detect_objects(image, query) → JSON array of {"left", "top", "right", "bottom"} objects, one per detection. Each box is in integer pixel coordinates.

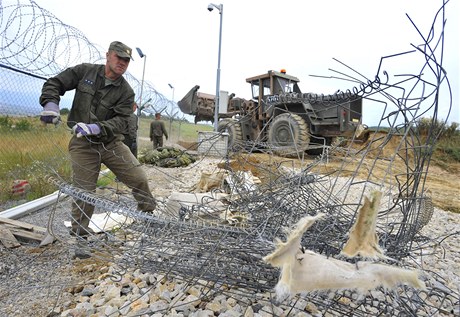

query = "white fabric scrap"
[
  {"left": 263, "top": 213, "right": 425, "bottom": 300},
  {"left": 224, "top": 171, "right": 260, "bottom": 194},
  {"left": 64, "top": 211, "right": 133, "bottom": 233},
  {"left": 341, "top": 190, "right": 387, "bottom": 259}
]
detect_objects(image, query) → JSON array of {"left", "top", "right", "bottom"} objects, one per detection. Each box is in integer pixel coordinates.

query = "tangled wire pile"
[{"left": 1, "top": 0, "right": 458, "bottom": 316}]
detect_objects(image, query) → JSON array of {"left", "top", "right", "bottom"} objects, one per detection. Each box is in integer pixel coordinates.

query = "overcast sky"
[{"left": 23, "top": 0, "right": 460, "bottom": 124}]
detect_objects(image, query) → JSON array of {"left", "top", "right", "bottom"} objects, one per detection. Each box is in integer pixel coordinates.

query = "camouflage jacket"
[
  {"left": 40, "top": 63, "right": 134, "bottom": 143},
  {"left": 124, "top": 113, "right": 138, "bottom": 141},
  {"left": 149, "top": 120, "right": 168, "bottom": 138}
]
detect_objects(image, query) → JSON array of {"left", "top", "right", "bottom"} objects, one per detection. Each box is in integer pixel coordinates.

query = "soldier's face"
[{"left": 106, "top": 51, "right": 130, "bottom": 78}]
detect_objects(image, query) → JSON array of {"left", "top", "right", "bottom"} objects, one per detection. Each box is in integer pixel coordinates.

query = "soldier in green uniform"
[
  {"left": 149, "top": 112, "right": 168, "bottom": 149},
  {"left": 39, "top": 41, "right": 157, "bottom": 247}
]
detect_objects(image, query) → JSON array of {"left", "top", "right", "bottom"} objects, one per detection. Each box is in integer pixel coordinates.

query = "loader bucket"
[{"left": 178, "top": 85, "right": 200, "bottom": 115}]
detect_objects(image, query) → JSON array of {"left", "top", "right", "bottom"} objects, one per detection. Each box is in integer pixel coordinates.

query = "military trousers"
[
  {"left": 69, "top": 136, "right": 156, "bottom": 236},
  {"left": 152, "top": 136, "right": 164, "bottom": 149}
]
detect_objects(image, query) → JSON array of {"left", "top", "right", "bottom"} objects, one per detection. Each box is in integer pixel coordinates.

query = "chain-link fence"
[
  {"left": 0, "top": 63, "right": 72, "bottom": 202},
  {"left": 0, "top": 0, "right": 177, "bottom": 205}
]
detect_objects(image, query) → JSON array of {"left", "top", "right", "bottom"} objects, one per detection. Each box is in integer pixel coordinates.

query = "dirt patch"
[
  {"left": 177, "top": 140, "right": 198, "bottom": 151},
  {"left": 214, "top": 132, "right": 460, "bottom": 213},
  {"left": 217, "top": 154, "right": 289, "bottom": 185},
  {"left": 328, "top": 131, "right": 459, "bottom": 212},
  {"left": 423, "top": 163, "right": 460, "bottom": 212}
]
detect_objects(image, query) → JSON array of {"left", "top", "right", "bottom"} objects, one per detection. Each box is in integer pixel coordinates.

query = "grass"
[
  {"left": 434, "top": 134, "right": 460, "bottom": 163},
  {"left": 0, "top": 115, "right": 212, "bottom": 205},
  {"left": 0, "top": 116, "right": 72, "bottom": 203},
  {"left": 431, "top": 134, "right": 460, "bottom": 177},
  {"left": 417, "top": 119, "right": 460, "bottom": 166}
]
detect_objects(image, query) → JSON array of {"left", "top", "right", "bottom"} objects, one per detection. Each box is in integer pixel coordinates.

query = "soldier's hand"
[
  {"left": 40, "top": 102, "right": 61, "bottom": 125},
  {"left": 72, "top": 122, "right": 101, "bottom": 138}
]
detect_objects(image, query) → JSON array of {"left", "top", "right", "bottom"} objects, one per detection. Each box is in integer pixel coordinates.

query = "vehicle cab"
[{"left": 246, "top": 69, "right": 302, "bottom": 102}]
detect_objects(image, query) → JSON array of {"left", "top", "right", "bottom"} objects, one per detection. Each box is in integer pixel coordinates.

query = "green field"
[{"left": 0, "top": 115, "right": 212, "bottom": 205}]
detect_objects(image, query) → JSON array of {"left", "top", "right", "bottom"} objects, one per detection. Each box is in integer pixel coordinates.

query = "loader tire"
[
  {"left": 268, "top": 113, "right": 310, "bottom": 157},
  {"left": 217, "top": 118, "right": 243, "bottom": 150}
]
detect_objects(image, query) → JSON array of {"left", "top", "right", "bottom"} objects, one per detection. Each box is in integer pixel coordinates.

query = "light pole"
[
  {"left": 207, "top": 3, "right": 223, "bottom": 131},
  {"left": 136, "top": 47, "right": 146, "bottom": 117},
  {"left": 168, "top": 83, "right": 175, "bottom": 139}
]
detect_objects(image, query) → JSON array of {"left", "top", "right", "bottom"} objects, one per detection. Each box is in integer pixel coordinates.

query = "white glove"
[
  {"left": 72, "top": 122, "right": 101, "bottom": 138},
  {"left": 40, "top": 102, "right": 61, "bottom": 125}
]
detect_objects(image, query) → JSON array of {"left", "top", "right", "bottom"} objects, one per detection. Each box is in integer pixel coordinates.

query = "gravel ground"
[{"left": 0, "top": 156, "right": 459, "bottom": 316}]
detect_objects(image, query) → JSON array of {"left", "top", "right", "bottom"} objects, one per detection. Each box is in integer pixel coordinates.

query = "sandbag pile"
[{"left": 138, "top": 147, "right": 197, "bottom": 168}]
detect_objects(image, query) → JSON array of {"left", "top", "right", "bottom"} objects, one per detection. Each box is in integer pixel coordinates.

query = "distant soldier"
[
  {"left": 122, "top": 102, "right": 139, "bottom": 157},
  {"left": 149, "top": 112, "right": 168, "bottom": 149}
]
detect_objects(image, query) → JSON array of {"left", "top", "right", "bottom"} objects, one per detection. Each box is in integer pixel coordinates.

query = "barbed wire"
[{"left": 0, "top": 0, "right": 174, "bottom": 113}]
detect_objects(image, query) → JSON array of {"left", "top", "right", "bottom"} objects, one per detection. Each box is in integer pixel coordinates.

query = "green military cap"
[{"left": 109, "top": 41, "right": 133, "bottom": 60}]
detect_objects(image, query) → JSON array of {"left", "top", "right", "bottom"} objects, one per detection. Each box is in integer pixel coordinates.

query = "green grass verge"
[{"left": 0, "top": 115, "right": 212, "bottom": 205}]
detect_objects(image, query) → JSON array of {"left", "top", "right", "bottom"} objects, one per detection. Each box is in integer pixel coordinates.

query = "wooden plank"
[
  {"left": 0, "top": 217, "right": 34, "bottom": 230},
  {"left": 0, "top": 226, "right": 21, "bottom": 248},
  {"left": 0, "top": 217, "right": 47, "bottom": 233},
  {"left": 9, "top": 228, "right": 45, "bottom": 242},
  {"left": 2, "top": 223, "right": 47, "bottom": 235}
]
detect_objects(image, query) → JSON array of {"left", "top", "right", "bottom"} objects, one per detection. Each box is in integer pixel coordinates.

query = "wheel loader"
[{"left": 178, "top": 69, "right": 363, "bottom": 156}]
